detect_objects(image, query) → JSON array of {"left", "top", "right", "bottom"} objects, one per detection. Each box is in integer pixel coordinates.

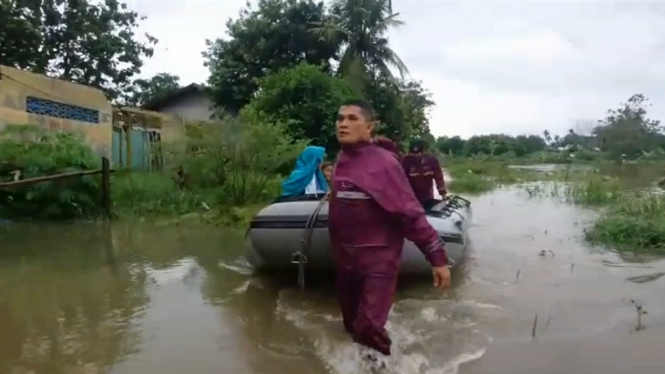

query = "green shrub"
[
  {"left": 167, "top": 114, "right": 306, "bottom": 206},
  {"left": 242, "top": 63, "right": 359, "bottom": 151},
  {"left": 0, "top": 125, "right": 102, "bottom": 219}
]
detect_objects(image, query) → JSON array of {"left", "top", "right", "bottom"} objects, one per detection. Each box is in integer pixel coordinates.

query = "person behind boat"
[
  {"left": 401, "top": 139, "right": 447, "bottom": 210},
  {"left": 328, "top": 99, "right": 451, "bottom": 358},
  {"left": 373, "top": 135, "right": 401, "bottom": 159},
  {"left": 281, "top": 146, "right": 329, "bottom": 196},
  {"left": 321, "top": 161, "right": 334, "bottom": 185}
]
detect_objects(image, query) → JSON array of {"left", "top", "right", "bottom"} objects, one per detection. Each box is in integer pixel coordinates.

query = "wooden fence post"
[{"left": 101, "top": 157, "right": 111, "bottom": 219}]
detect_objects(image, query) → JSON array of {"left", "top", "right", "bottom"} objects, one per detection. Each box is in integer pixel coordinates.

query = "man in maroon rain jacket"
[
  {"left": 401, "top": 139, "right": 447, "bottom": 210},
  {"left": 328, "top": 99, "right": 451, "bottom": 357}
]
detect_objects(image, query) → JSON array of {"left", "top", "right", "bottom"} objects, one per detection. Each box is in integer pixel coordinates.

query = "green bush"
[
  {"left": 167, "top": 114, "right": 306, "bottom": 206},
  {"left": 243, "top": 63, "right": 359, "bottom": 151},
  {"left": 0, "top": 125, "right": 102, "bottom": 219}
]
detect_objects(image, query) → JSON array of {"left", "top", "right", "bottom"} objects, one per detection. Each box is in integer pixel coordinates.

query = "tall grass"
[
  {"left": 585, "top": 192, "right": 665, "bottom": 253},
  {"left": 521, "top": 178, "right": 622, "bottom": 205},
  {"left": 565, "top": 179, "right": 623, "bottom": 206},
  {"left": 447, "top": 173, "right": 495, "bottom": 194},
  {"left": 112, "top": 113, "right": 305, "bottom": 223},
  {"left": 522, "top": 176, "right": 665, "bottom": 253},
  {"left": 111, "top": 172, "right": 206, "bottom": 218},
  {"left": 444, "top": 159, "right": 561, "bottom": 194}
]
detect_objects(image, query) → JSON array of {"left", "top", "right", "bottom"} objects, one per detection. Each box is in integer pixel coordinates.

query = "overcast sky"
[{"left": 127, "top": 0, "right": 665, "bottom": 138}]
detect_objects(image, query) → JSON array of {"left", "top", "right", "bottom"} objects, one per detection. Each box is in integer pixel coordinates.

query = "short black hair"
[
  {"left": 340, "top": 99, "right": 375, "bottom": 121},
  {"left": 409, "top": 139, "right": 428, "bottom": 153}
]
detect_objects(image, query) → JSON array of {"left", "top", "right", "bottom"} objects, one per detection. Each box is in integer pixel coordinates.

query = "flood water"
[{"left": 2, "top": 177, "right": 665, "bottom": 373}]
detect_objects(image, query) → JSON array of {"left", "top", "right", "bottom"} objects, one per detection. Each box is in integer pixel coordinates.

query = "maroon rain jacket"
[
  {"left": 401, "top": 153, "right": 446, "bottom": 203},
  {"left": 328, "top": 141, "right": 448, "bottom": 355}
]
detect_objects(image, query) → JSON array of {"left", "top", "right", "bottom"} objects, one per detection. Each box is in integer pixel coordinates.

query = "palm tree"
[{"left": 313, "top": 0, "right": 408, "bottom": 89}]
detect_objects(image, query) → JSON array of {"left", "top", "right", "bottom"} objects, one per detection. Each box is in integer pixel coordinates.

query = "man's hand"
[
  {"left": 438, "top": 188, "right": 447, "bottom": 199},
  {"left": 432, "top": 265, "right": 451, "bottom": 290}
]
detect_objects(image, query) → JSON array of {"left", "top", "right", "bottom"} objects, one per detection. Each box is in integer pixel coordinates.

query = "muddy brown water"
[{"left": 1, "top": 183, "right": 665, "bottom": 373}]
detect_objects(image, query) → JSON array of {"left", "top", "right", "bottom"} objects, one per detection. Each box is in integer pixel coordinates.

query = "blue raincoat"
[{"left": 281, "top": 146, "right": 328, "bottom": 196}]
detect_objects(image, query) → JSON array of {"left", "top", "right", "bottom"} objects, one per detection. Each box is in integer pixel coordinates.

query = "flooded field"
[{"left": 1, "top": 180, "right": 665, "bottom": 373}]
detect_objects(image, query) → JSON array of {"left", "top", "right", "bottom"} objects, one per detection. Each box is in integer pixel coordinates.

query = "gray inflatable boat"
[{"left": 245, "top": 195, "right": 472, "bottom": 275}]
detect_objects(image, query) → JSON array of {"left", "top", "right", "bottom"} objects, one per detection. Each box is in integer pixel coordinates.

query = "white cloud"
[
  {"left": 421, "top": 74, "right": 570, "bottom": 138},
  {"left": 126, "top": 0, "right": 665, "bottom": 139},
  {"left": 127, "top": 0, "right": 247, "bottom": 84},
  {"left": 442, "top": 30, "right": 578, "bottom": 64}
]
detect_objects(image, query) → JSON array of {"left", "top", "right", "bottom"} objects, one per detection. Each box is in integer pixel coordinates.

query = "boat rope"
[{"left": 293, "top": 192, "right": 329, "bottom": 291}]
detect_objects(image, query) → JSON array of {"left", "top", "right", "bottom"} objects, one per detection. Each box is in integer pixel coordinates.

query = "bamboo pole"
[
  {"left": 0, "top": 168, "right": 114, "bottom": 188},
  {"left": 101, "top": 157, "right": 111, "bottom": 219}
]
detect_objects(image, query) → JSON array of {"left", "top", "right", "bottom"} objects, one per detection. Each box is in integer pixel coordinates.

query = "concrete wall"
[
  {"left": 156, "top": 91, "right": 215, "bottom": 122},
  {"left": 0, "top": 65, "right": 113, "bottom": 158}
]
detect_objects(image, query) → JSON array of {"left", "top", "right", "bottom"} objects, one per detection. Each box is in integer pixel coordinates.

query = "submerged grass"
[
  {"left": 447, "top": 173, "right": 496, "bottom": 194},
  {"left": 521, "top": 178, "right": 623, "bottom": 206},
  {"left": 521, "top": 176, "right": 665, "bottom": 254},
  {"left": 446, "top": 158, "right": 665, "bottom": 254},
  {"left": 444, "top": 159, "right": 590, "bottom": 194},
  {"left": 585, "top": 192, "right": 665, "bottom": 254},
  {"left": 445, "top": 160, "right": 526, "bottom": 194},
  {"left": 585, "top": 212, "right": 665, "bottom": 254}
]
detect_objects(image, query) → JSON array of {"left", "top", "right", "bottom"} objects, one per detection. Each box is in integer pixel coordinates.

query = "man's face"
[{"left": 336, "top": 105, "right": 373, "bottom": 145}]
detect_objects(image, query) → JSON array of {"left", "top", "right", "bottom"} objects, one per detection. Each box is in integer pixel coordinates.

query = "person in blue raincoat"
[{"left": 281, "top": 146, "right": 329, "bottom": 196}]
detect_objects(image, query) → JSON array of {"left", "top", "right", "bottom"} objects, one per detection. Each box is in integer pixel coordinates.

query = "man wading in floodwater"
[{"left": 328, "top": 99, "right": 451, "bottom": 360}]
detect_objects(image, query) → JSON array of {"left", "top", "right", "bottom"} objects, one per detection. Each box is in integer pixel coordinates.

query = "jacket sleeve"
[
  {"left": 367, "top": 157, "right": 448, "bottom": 267},
  {"left": 431, "top": 157, "right": 446, "bottom": 193}
]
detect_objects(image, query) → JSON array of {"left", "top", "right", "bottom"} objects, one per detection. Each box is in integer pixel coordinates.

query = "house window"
[{"left": 25, "top": 96, "right": 100, "bottom": 124}]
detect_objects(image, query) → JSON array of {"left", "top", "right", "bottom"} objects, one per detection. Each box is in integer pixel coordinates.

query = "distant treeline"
[{"left": 435, "top": 94, "right": 665, "bottom": 160}]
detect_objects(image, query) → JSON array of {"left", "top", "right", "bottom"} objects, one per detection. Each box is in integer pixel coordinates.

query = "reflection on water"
[
  {"left": 510, "top": 162, "right": 665, "bottom": 189},
  {"left": 0, "top": 223, "right": 147, "bottom": 374},
  {"left": 508, "top": 163, "right": 592, "bottom": 173},
  {"left": 625, "top": 272, "right": 665, "bottom": 284},
  {"left": 1, "top": 183, "right": 665, "bottom": 374}
]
